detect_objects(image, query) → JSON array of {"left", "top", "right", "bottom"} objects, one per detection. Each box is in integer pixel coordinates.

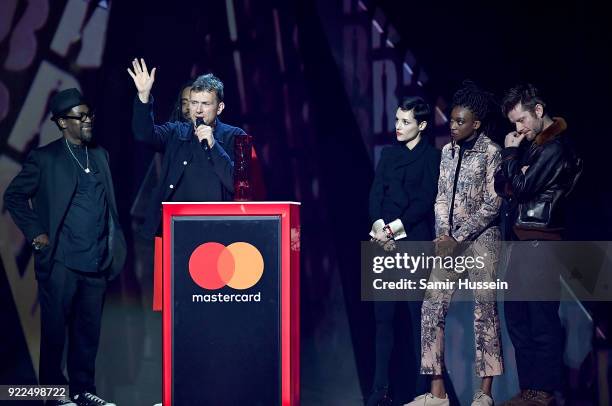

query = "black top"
[
  {"left": 448, "top": 135, "right": 478, "bottom": 231},
  {"left": 3, "top": 138, "right": 127, "bottom": 280},
  {"left": 55, "top": 141, "right": 109, "bottom": 272},
  {"left": 171, "top": 136, "right": 225, "bottom": 202},
  {"left": 369, "top": 138, "right": 440, "bottom": 241}
]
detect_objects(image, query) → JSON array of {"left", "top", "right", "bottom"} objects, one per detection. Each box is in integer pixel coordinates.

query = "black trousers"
[
  {"left": 372, "top": 301, "right": 427, "bottom": 399},
  {"left": 505, "top": 300, "right": 563, "bottom": 392},
  {"left": 504, "top": 242, "right": 563, "bottom": 393},
  {"left": 38, "top": 261, "right": 107, "bottom": 395}
]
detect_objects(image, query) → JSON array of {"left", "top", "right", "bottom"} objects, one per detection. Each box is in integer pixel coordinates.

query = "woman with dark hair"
[
  {"left": 406, "top": 82, "right": 504, "bottom": 406},
  {"left": 366, "top": 96, "right": 440, "bottom": 406}
]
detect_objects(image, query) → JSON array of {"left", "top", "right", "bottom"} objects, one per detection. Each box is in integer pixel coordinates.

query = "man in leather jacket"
[{"left": 495, "top": 84, "right": 581, "bottom": 406}]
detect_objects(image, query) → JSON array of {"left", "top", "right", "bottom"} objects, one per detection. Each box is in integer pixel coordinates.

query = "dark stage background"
[{"left": 1, "top": 0, "right": 610, "bottom": 404}]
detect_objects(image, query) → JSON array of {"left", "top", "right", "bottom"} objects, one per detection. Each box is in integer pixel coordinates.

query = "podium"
[{"left": 161, "top": 202, "right": 300, "bottom": 405}]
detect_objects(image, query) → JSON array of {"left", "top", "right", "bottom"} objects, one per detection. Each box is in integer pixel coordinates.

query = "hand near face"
[
  {"left": 195, "top": 123, "right": 215, "bottom": 148},
  {"left": 504, "top": 131, "right": 526, "bottom": 148},
  {"left": 127, "top": 58, "right": 156, "bottom": 103}
]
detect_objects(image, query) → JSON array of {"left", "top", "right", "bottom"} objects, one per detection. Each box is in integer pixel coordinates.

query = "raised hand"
[{"left": 127, "top": 58, "right": 156, "bottom": 103}]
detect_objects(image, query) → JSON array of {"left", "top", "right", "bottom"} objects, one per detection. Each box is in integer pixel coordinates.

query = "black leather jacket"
[{"left": 494, "top": 117, "right": 581, "bottom": 239}]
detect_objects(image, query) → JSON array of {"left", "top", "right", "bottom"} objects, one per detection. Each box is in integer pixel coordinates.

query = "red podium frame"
[{"left": 162, "top": 202, "right": 300, "bottom": 405}]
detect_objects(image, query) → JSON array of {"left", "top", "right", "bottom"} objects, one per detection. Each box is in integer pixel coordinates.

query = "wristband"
[{"left": 383, "top": 224, "right": 394, "bottom": 240}]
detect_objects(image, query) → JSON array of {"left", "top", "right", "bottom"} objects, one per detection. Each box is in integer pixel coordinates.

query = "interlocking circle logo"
[{"left": 188, "top": 242, "right": 264, "bottom": 290}]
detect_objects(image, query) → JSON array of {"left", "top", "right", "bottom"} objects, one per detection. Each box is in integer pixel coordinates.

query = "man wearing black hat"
[{"left": 4, "top": 88, "right": 126, "bottom": 406}]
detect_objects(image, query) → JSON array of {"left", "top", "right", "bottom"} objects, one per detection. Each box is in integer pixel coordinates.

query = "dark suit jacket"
[
  {"left": 3, "top": 138, "right": 127, "bottom": 280},
  {"left": 369, "top": 140, "right": 440, "bottom": 241},
  {"left": 132, "top": 96, "right": 245, "bottom": 239}
]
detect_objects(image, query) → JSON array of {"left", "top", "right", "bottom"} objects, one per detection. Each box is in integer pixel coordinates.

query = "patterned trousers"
[{"left": 420, "top": 228, "right": 504, "bottom": 377}]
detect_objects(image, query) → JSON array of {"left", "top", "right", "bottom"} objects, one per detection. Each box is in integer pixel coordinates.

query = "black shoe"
[
  {"left": 366, "top": 386, "right": 392, "bottom": 406},
  {"left": 71, "top": 392, "right": 116, "bottom": 406}
]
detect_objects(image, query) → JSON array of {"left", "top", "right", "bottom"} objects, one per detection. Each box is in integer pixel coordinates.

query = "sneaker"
[
  {"left": 365, "top": 385, "right": 391, "bottom": 406},
  {"left": 472, "top": 390, "right": 494, "bottom": 406},
  {"left": 403, "top": 393, "right": 450, "bottom": 406},
  {"left": 71, "top": 392, "right": 116, "bottom": 406}
]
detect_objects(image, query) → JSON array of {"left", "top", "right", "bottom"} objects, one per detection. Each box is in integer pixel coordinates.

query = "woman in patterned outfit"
[{"left": 406, "top": 82, "right": 504, "bottom": 406}]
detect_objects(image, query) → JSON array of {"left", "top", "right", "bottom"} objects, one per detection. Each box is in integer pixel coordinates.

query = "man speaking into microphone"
[{"left": 128, "top": 58, "right": 246, "bottom": 239}]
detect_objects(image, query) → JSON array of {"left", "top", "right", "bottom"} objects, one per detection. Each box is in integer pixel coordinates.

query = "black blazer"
[
  {"left": 3, "top": 137, "right": 127, "bottom": 280},
  {"left": 369, "top": 140, "right": 440, "bottom": 241}
]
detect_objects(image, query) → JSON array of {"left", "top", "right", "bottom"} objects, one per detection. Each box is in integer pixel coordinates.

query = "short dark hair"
[
  {"left": 501, "top": 83, "right": 546, "bottom": 117},
  {"left": 398, "top": 96, "right": 431, "bottom": 125},
  {"left": 191, "top": 73, "right": 224, "bottom": 102}
]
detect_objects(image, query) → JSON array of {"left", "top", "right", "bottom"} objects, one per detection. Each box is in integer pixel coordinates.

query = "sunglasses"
[{"left": 59, "top": 111, "right": 95, "bottom": 122}]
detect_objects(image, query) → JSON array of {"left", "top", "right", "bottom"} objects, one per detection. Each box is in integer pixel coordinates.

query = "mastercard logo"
[{"left": 188, "top": 242, "right": 264, "bottom": 290}]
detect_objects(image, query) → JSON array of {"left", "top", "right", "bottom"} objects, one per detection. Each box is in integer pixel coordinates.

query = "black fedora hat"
[{"left": 49, "top": 88, "right": 87, "bottom": 119}]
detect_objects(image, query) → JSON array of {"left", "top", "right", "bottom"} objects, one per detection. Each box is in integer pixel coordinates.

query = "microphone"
[
  {"left": 195, "top": 117, "right": 212, "bottom": 162},
  {"left": 195, "top": 117, "right": 210, "bottom": 151}
]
